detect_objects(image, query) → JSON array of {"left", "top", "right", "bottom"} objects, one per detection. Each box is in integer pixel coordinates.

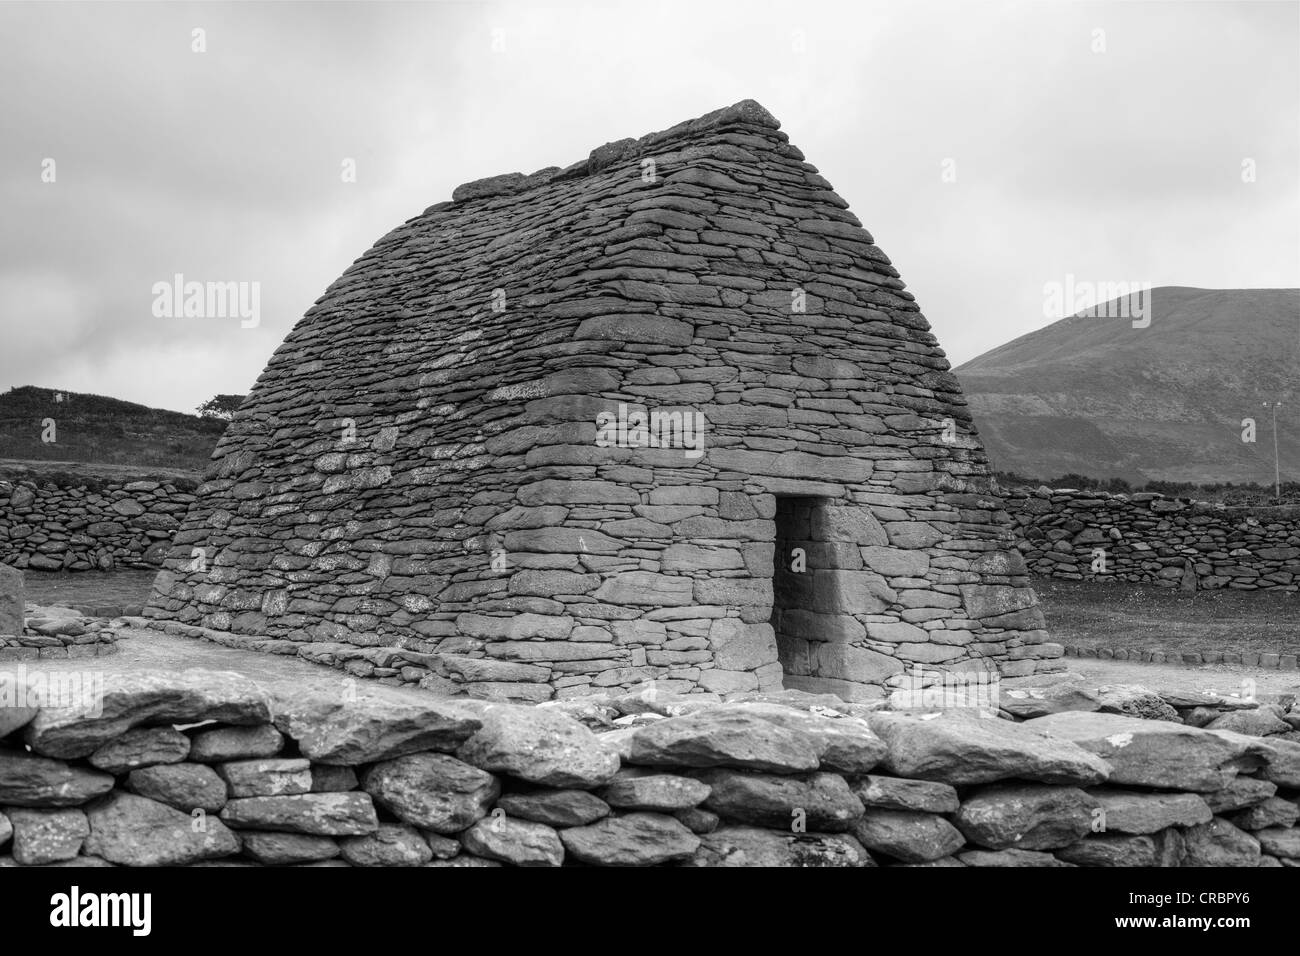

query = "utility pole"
[{"left": 1263, "top": 401, "right": 1283, "bottom": 502}]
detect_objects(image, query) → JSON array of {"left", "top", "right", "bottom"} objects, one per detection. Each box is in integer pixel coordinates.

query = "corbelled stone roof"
[
  {"left": 147, "top": 98, "right": 1048, "bottom": 704},
  {"left": 443, "top": 100, "right": 784, "bottom": 206}
]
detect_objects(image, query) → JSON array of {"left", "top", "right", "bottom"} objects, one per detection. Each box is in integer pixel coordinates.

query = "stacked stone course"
[
  {"left": 1005, "top": 488, "right": 1300, "bottom": 591},
  {"left": 142, "top": 100, "right": 1053, "bottom": 702},
  {"left": 1, "top": 478, "right": 196, "bottom": 571},
  {"left": 2, "top": 670, "right": 1298, "bottom": 867}
]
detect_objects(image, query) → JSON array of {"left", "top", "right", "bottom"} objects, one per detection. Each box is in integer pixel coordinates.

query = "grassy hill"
[
  {"left": 955, "top": 287, "right": 1300, "bottom": 484},
  {"left": 0, "top": 386, "right": 226, "bottom": 472}
]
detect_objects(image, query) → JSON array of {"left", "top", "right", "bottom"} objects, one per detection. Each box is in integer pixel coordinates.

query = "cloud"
[{"left": 1, "top": 0, "right": 1296, "bottom": 413}]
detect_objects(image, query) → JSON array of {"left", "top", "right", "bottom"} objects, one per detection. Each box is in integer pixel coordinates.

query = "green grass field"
[{"left": 1035, "top": 578, "right": 1300, "bottom": 657}]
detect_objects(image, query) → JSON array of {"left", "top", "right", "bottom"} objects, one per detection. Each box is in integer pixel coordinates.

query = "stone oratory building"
[{"left": 147, "top": 100, "right": 1057, "bottom": 702}]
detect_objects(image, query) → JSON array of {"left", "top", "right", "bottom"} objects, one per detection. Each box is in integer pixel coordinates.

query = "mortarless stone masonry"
[
  {"left": 145, "top": 100, "right": 1055, "bottom": 702},
  {"left": 1004, "top": 488, "right": 1300, "bottom": 591},
  {"left": 1, "top": 478, "right": 196, "bottom": 571},
  {"left": 3, "top": 669, "right": 1299, "bottom": 868}
]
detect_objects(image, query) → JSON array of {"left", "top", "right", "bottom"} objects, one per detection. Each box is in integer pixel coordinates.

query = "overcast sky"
[{"left": 1, "top": 0, "right": 1296, "bottom": 415}]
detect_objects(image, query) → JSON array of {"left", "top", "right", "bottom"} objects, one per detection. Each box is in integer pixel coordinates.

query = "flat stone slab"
[
  {"left": 1086, "top": 789, "right": 1213, "bottom": 833},
  {"left": 597, "top": 769, "right": 711, "bottom": 811},
  {"left": 867, "top": 711, "right": 1110, "bottom": 786},
  {"left": 683, "top": 826, "right": 874, "bottom": 867},
  {"left": 362, "top": 753, "right": 499, "bottom": 834},
  {"left": 88, "top": 726, "right": 191, "bottom": 774},
  {"left": 852, "top": 809, "right": 965, "bottom": 863},
  {"left": 718, "top": 702, "right": 886, "bottom": 774},
  {"left": 954, "top": 785, "right": 1098, "bottom": 850},
  {"left": 559, "top": 812, "right": 700, "bottom": 866},
  {"left": 0, "top": 749, "right": 115, "bottom": 807},
  {"left": 626, "top": 710, "right": 821, "bottom": 773},
  {"left": 693, "top": 769, "right": 863, "bottom": 832},
  {"left": 460, "top": 817, "right": 564, "bottom": 867},
  {"left": 456, "top": 704, "right": 620, "bottom": 789},
  {"left": 220, "top": 793, "right": 379, "bottom": 836},
  {"left": 849, "top": 775, "right": 959, "bottom": 814},
  {"left": 188, "top": 724, "right": 285, "bottom": 762},
  {"left": 85, "top": 792, "right": 239, "bottom": 866},
  {"left": 271, "top": 687, "right": 483, "bottom": 766},
  {"left": 25, "top": 669, "right": 271, "bottom": 759},
  {"left": 495, "top": 789, "right": 610, "bottom": 827},
  {"left": 1024, "top": 712, "right": 1264, "bottom": 792}
]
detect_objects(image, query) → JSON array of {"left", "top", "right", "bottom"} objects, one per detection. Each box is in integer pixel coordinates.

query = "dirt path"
[
  {"left": 1064, "top": 657, "right": 1300, "bottom": 699},
  {"left": 14, "top": 625, "right": 1300, "bottom": 704},
  {"left": 17, "top": 626, "right": 363, "bottom": 701}
]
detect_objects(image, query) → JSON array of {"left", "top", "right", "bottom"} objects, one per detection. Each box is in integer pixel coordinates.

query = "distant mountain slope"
[
  {"left": 955, "top": 287, "right": 1300, "bottom": 484},
  {"left": 0, "top": 386, "right": 226, "bottom": 471}
]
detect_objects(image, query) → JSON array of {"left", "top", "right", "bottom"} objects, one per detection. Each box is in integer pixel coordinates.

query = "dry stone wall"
[
  {"left": 1005, "top": 488, "right": 1300, "bottom": 591},
  {"left": 1, "top": 478, "right": 196, "bottom": 572},
  {"left": 2, "top": 671, "right": 1298, "bottom": 867},
  {"left": 145, "top": 99, "right": 1052, "bottom": 703}
]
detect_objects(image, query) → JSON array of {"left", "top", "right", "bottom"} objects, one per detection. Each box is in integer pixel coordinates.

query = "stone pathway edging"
[{"left": 1064, "top": 644, "right": 1300, "bottom": 670}]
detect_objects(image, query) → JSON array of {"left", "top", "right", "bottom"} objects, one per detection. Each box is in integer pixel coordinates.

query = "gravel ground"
[
  {"left": 16, "top": 626, "right": 361, "bottom": 701},
  {"left": 14, "top": 625, "right": 1300, "bottom": 704}
]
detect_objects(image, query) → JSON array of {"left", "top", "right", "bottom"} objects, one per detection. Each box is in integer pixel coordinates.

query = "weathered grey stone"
[
  {"left": 955, "top": 785, "right": 1099, "bottom": 850},
  {"left": 220, "top": 793, "right": 379, "bottom": 836},
  {"left": 88, "top": 726, "right": 191, "bottom": 774},
  {"left": 0, "top": 749, "right": 114, "bottom": 807},
  {"left": 627, "top": 710, "right": 820, "bottom": 772},
  {"left": 719, "top": 702, "right": 887, "bottom": 774},
  {"left": 1255, "top": 827, "right": 1300, "bottom": 859},
  {"left": 362, "top": 753, "right": 500, "bottom": 833},
  {"left": 684, "top": 826, "right": 873, "bottom": 867},
  {"left": 1093, "top": 685, "right": 1180, "bottom": 722},
  {"left": 460, "top": 816, "right": 564, "bottom": 867},
  {"left": 598, "top": 769, "right": 711, "bottom": 810},
  {"left": 85, "top": 792, "right": 240, "bottom": 866},
  {"left": 1255, "top": 737, "right": 1300, "bottom": 788},
  {"left": 339, "top": 823, "right": 433, "bottom": 867},
  {"left": 693, "top": 769, "right": 862, "bottom": 831},
  {"left": 25, "top": 670, "right": 270, "bottom": 759},
  {"left": 188, "top": 724, "right": 284, "bottom": 762},
  {"left": 674, "top": 806, "right": 720, "bottom": 834},
  {"left": 1205, "top": 709, "right": 1290, "bottom": 737},
  {"left": 559, "top": 812, "right": 700, "bottom": 866},
  {"left": 217, "top": 758, "right": 313, "bottom": 798},
  {"left": 1025, "top": 712, "right": 1262, "bottom": 791},
  {"left": 999, "top": 683, "right": 1101, "bottom": 720},
  {"left": 849, "top": 775, "right": 959, "bottom": 814},
  {"left": 1181, "top": 817, "right": 1261, "bottom": 866},
  {"left": 0, "top": 562, "right": 23, "bottom": 637},
  {"left": 869, "top": 711, "right": 1109, "bottom": 786},
  {"left": 1228, "top": 797, "right": 1299, "bottom": 831},
  {"left": 851, "top": 809, "right": 965, "bottom": 862},
  {"left": 1087, "top": 789, "right": 1213, "bottom": 834},
  {"left": 495, "top": 789, "right": 610, "bottom": 827},
  {"left": 1055, "top": 834, "right": 1161, "bottom": 867},
  {"left": 128, "top": 763, "right": 228, "bottom": 812},
  {"left": 456, "top": 705, "right": 619, "bottom": 788},
  {"left": 957, "top": 848, "right": 1074, "bottom": 867},
  {"left": 310, "top": 765, "right": 359, "bottom": 793},
  {"left": 7, "top": 807, "right": 89, "bottom": 865},
  {"left": 1204, "top": 776, "right": 1277, "bottom": 813},
  {"left": 239, "top": 831, "right": 340, "bottom": 865},
  {"left": 272, "top": 689, "right": 482, "bottom": 765}
]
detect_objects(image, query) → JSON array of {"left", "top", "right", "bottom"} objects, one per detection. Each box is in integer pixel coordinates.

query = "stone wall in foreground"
[
  {"left": 0, "top": 478, "right": 197, "bottom": 571},
  {"left": 1004, "top": 489, "right": 1300, "bottom": 591},
  {"left": 2, "top": 671, "right": 1298, "bottom": 867}
]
